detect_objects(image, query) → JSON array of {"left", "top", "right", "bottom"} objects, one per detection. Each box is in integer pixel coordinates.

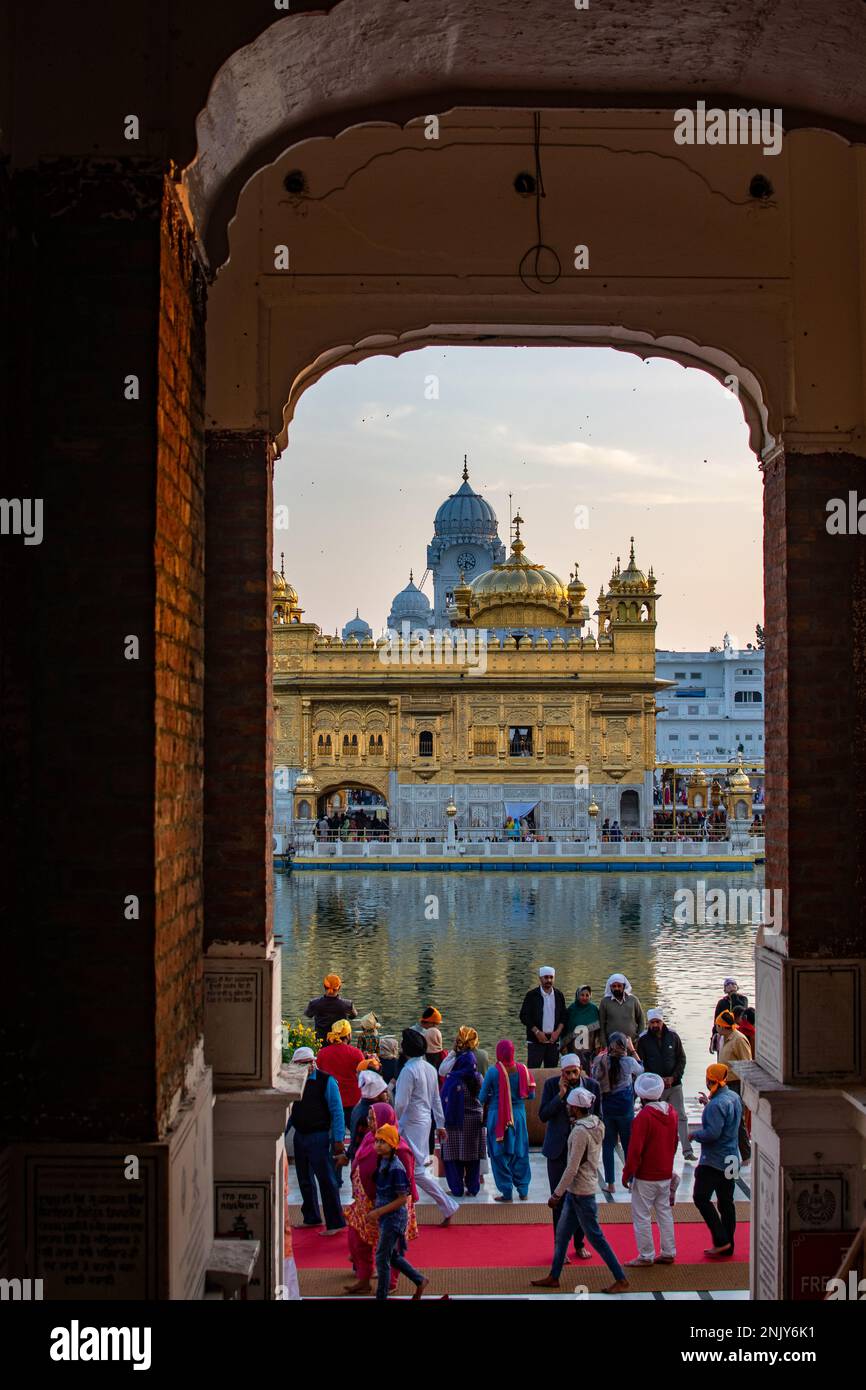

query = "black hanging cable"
[{"left": 518, "top": 112, "right": 562, "bottom": 292}]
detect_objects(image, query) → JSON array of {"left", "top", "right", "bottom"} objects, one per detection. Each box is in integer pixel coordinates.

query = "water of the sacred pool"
[{"left": 277, "top": 869, "right": 761, "bottom": 1095}]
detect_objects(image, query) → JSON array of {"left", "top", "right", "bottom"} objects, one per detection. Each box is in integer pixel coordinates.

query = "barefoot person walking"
[
  {"left": 531, "top": 1087, "right": 630, "bottom": 1294},
  {"left": 692, "top": 1063, "right": 743, "bottom": 1258},
  {"left": 370, "top": 1124, "right": 430, "bottom": 1300},
  {"left": 343, "top": 1102, "right": 418, "bottom": 1296}
]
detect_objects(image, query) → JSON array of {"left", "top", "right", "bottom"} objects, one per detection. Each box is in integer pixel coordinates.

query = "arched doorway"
[
  {"left": 620, "top": 789, "right": 640, "bottom": 829},
  {"left": 8, "top": 0, "right": 866, "bottom": 1308}
]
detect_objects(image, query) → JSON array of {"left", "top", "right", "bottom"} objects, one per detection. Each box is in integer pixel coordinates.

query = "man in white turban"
[
  {"left": 538, "top": 1054, "right": 601, "bottom": 1261},
  {"left": 531, "top": 1086, "right": 630, "bottom": 1294},
  {"left": 599, "top": 973, "right": 644, "bottom": 1046},
  {"left": 519, "top": 966, "right": 566, "bottom": 1067},
  {"left": 621, "top": 1072, "right": 679, "bottom": 1265}
]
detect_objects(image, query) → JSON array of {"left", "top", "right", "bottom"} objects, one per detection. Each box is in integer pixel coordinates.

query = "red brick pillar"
[
  {"left": 746, "top": 448, "right": 866, "bottom": 1302},
  {"left": 203, "top": 430, "right": 281, "bottom": 1090},
  {"left": 0, "top": 166, "right": 213, "bottom": 1298},
  {"left": 1, "top": 166, "right": 206, "bottom": 1143},
  {"left": 763, "top": 449, "right": 866, "bottom": 962},
  {"left": 203, "top": 430, "right": 274, "bottom": 950}
]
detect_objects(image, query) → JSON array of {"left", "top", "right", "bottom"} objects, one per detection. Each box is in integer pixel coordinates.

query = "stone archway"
[{"left": 4, "top": 0, "right": 866, "bottom": 1304}]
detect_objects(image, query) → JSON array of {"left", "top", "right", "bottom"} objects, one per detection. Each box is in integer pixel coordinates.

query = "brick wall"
[
  {"left": 203, "top": 431, "right": 274, "bottom": 949},
  {"left": 1, "top": 162, "right": 165, "bottom": 1140},
  {"left": 764, "top": 451, "right": 866, "bottom": 958},
  {"left": 154, "top": 183, "right": 207, "bottom": 1130}
]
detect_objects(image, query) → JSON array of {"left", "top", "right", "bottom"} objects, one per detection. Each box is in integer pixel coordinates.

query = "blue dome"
[
  {"left": 388, "top": 573, "right": 432, "bottom": 628},
  {"left": 434, "top": 478, "right": 499, "bottom": 541},
  {"left": 342, "top": 609, "right": 373, "bottom": 641}
]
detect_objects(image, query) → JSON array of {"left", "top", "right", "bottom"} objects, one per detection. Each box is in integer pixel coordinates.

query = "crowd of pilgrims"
[{"left": 286, "top": 971, "right": 756, "bottom": 1298}]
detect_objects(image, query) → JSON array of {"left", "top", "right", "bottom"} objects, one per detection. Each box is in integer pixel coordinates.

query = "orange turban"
[
  {"left": 356, "top": 1056, "right": 381, "bottom": 1074},
  {"left": 715, "top": 1011, "right": 737, "bottom": 1031},
  {"left": 323, "top": 973, "right": 342, "bottom": 994},
  {"left": 421, "top": 1006, "right": 442, "bottom": 1026},
  {"left": 457, "top": 1026, "right": 478, "bottom": 1049},
  {"left": 706, "top": 1062, "right": 729, "bottom": 1093},
  {"left": 375, "top": 1124, "right": 400, "bottom": 1151}
]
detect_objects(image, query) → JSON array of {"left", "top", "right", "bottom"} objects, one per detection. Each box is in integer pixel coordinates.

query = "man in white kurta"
[{"left": 394, "top": 1040, "right": 459, "bottom": 1220}]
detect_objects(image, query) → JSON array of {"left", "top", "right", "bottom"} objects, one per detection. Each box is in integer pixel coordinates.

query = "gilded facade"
[{"left": 273, "top": 472, "right": 664, "bottom": 838}]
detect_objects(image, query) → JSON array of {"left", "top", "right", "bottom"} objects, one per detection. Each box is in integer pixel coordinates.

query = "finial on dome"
[
  {"left": 409, "top": 568, "right": 414, "bottom": 584},
  {"left": 462, "top": 454, "right": 469, "bottom": 483},
  {"left": 629, "top": 536, "right": 635, "bottom": 563},
  {"left": 280, "top": 551, "right": 285, "bottom": 579}
]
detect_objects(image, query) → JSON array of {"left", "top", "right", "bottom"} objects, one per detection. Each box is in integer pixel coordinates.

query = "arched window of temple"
[{"left": 419, "top": 730, "right": 434, "bottom": 757}]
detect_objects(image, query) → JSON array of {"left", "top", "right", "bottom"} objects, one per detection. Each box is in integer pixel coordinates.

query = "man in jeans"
[
  {"left": 538, "top": 1054, "right": 600, "bottom": 1261},
  {"left": 285, "top": 1045, "right": 346, "bottom": 1234},
  {"left": 531, "top": 1087, "right": 630, "bottom": 1294},
  {"left": 692, "top": 1062, "right": 743, "bottom": 1257},
  {"left": 370, "top": 1123, "right": 429, "bottom": 1301}
]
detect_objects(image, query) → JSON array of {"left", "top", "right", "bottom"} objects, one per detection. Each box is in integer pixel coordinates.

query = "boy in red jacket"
[{"left": 622, "top": 1072, "right": 679, "bottom": 1265}]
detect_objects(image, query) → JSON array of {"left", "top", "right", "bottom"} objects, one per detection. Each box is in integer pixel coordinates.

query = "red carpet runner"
[{"left": 293, "top": 1220, "right": 749, "bottom": 1270}]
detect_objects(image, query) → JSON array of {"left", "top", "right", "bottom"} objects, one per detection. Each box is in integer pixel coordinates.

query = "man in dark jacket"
[
  {"left": 637, "top": 1008, "right": 696, "bottom": 1160},
  {"left": 519, "top": 966, "right": 566, "bottom": 1067},
  {"left": 304, "top": 972, "right": 357, "bottom": 1042},
  {"left": 538, "top": 1053, "right": 601, "bottom": 1261}
]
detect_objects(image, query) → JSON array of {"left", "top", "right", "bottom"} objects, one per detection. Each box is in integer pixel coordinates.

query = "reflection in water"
[{"left": 277, "top": 869, "right": 761, "bottom": 1096}]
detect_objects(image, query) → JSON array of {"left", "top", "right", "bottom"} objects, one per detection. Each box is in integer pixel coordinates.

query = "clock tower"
[{"left": 427, "top": 457, "right": 505, "bottom": 626}]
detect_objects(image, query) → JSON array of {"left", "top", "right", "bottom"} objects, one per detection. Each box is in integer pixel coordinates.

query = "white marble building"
[{"left": 655, "top": 637, "right": 765, "bottom": 764}]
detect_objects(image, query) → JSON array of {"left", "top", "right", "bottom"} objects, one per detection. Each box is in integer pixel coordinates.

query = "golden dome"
[
  {"left": 729, "top": 754, "right": 752, "bottom": 792},
  {"left": 614, "top": 538, "right": 649, "bottom": 593},
  {"left": 273, "top": 553, "right": 299, "bottom": 604},
  {"left": 466, "top": 514, "right": 569, "bottom": 623},
  {"left": 295, "top": 767, "right": 316, "bottom": 794}
]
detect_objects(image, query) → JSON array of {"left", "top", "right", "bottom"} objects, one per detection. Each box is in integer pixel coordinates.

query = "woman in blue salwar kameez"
[{"left": 479, "top": 1039, "right": 536, "bottom": 1201}]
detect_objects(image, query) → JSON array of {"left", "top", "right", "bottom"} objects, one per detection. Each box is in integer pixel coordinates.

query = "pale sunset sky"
[{"left": 274, "top": 346, "right": 762, "bottom": 651}]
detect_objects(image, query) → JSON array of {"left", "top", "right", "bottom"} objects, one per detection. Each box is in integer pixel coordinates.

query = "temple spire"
[
  {"left": 462, "top": 454, "right": 469, "bottom": 483},
  {"left": 280, "top": 551, "right": 285, "bottom": 578}
]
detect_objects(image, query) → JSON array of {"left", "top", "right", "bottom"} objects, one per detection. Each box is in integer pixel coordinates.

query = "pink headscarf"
[
  {"left": 353, "top": 1101, "right": 418, "bottom": 1202},
  {"left": 493, "top": 1040, "right": 534, "bottom": 1143}
]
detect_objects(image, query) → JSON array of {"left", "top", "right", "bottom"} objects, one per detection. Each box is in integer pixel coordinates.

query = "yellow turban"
[
  {"left": 327, "top": 1018, "right": 352, "bottom": 1043},
  {"left": 457, "top": 1026, "right": 478, "bottom": 1049},
  {"left": 375, "top": 1124, "right": 400, "bottom": 1151},
  {"left": 356, "top": 1056, "right": 381, "bottom": 1074},
  {"left": 323, "top": 973, "right": 342, "bottom": 995}
]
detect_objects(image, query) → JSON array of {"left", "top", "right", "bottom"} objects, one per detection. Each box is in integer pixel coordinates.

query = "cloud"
[
  {"left": 600, "top": 489, "right": 760, "bottom": 508},
  {"left": 513, "top": 439, "right": 676, "bottom": 481}
]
